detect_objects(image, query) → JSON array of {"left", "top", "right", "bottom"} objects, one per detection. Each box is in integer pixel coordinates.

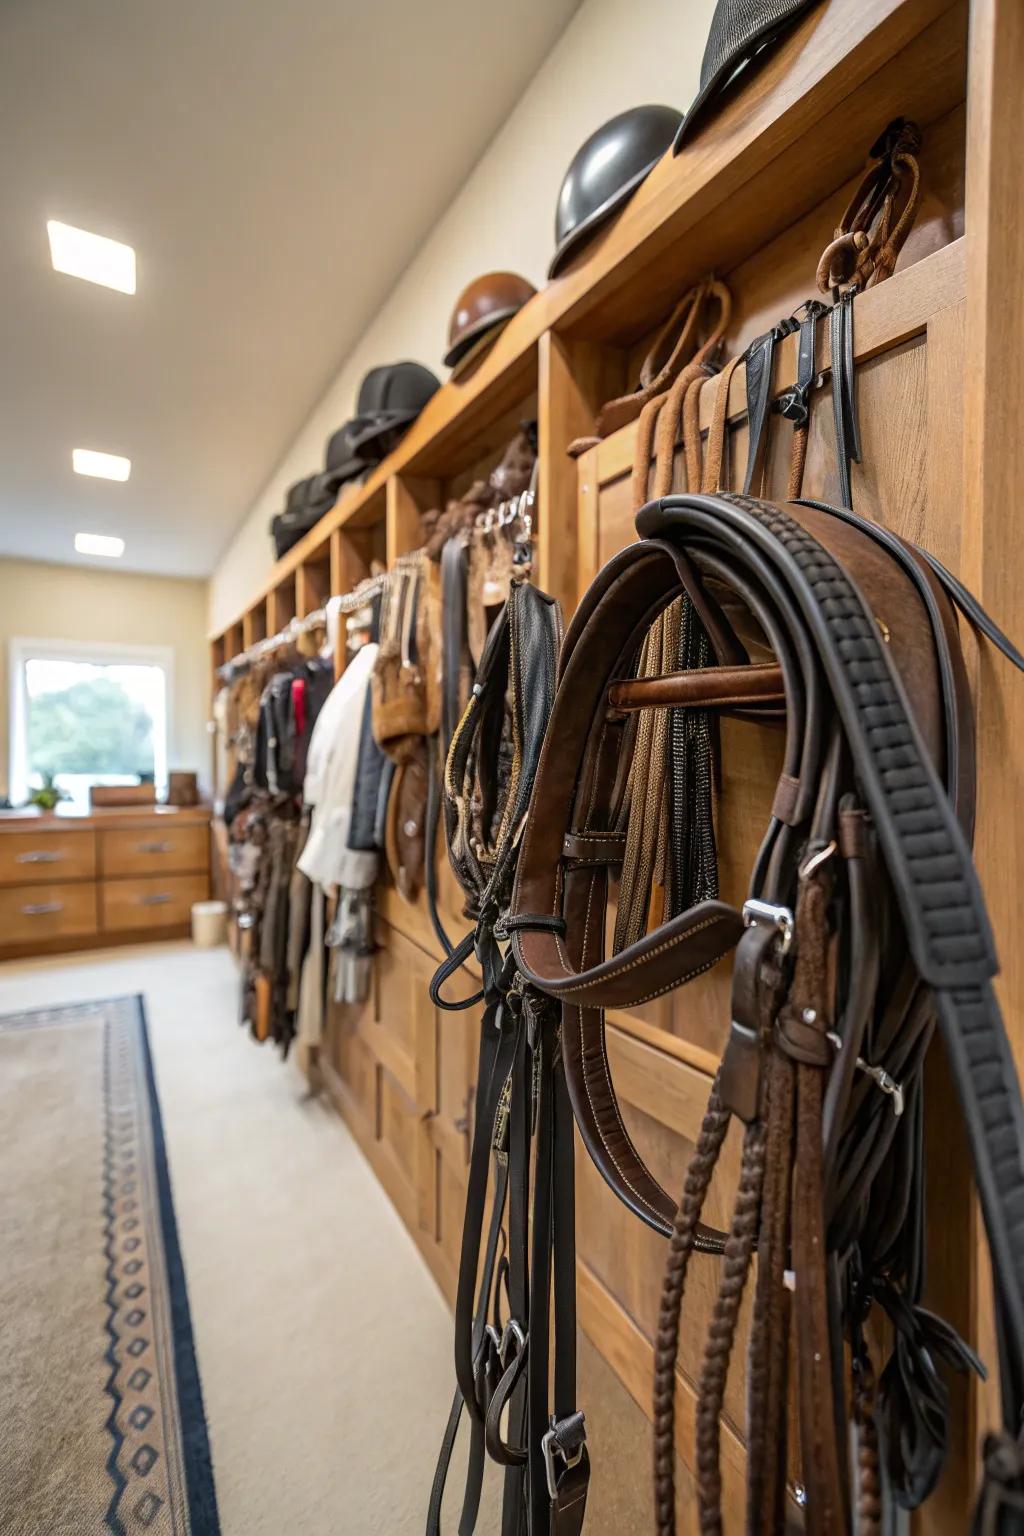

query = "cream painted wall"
[
  {"left": 208, "top": 0, "right": 715, "bottom": 631},
  {"left": 0, "top": 559, "right": 210, "bottom": 801}
]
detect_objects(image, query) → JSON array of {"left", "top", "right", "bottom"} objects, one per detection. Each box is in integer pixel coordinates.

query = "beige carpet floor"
[{"left": 0, "top": 941, "right": 503, "bottom": 1536}]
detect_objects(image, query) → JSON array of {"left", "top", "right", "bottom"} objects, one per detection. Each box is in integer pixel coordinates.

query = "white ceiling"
[{"left": 0, "top": 0, "right": 580, "bottom": 579}]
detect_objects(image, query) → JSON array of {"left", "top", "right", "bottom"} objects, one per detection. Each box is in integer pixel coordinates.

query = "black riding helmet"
[
  {"left": 319, "top": 361, "right": 440, "bottom": 491},
  {"left": 548, "top": 104, "right": 682, "bottom": 279},
  {"left": 674, "top": 0, "right": 819, "bottom": 149}
]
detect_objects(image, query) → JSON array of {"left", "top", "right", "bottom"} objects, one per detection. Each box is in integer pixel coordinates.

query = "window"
[{"left": 9, "top": 639, "right": 172, "bottom": 813}]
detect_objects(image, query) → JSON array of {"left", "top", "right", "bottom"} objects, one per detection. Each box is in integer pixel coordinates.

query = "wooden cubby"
[{"left": 206, "top": 1, "right": 1024, "bottom": 1524}]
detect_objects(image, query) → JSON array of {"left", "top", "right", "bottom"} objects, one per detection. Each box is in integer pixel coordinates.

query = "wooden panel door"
[
  {"left": 423, "top": 995, "right": 482, "bottom": 1304},
  {"left": 574, "top": 256, "right": 971, "bottom": 1531},
  {"left": 322, "top": 916, "right": 455, "bottom": 1287},
  {"left": 575, "top": 1024, "right": 756, "bottom": 1529}
]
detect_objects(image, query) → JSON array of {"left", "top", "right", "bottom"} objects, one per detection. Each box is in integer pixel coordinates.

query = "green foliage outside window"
[{"left": 28, "top": 675, "right": 155, "bottom": 780}]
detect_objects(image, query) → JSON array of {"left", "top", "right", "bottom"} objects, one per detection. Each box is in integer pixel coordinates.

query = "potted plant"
[{"left": 27, "top": 772, "right": 68, "bottom": 813}]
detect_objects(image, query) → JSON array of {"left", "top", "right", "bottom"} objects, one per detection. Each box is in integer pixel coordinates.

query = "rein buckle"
[
  {"left": 542, "top": 1414, "right": 587, "bottom": 1501},
  {"left": 742, "top": 898, "right": 794, "bottom": 957}
]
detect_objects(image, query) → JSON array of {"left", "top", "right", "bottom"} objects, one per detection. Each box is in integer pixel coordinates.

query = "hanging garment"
[
  {"left": 296, "top": 885, "right": 326, "bottom": 1049},
  {"left": 297, "top": 643, "right": 379, "bottom": 892},
  {"left": 295, "top": 643, "right": 381, "bottom": 1025}
]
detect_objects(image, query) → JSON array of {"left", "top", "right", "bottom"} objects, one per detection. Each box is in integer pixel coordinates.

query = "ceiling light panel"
[
  {"left": 72, "top": 448, "right": 131, "bottom": 481},
  {"left": 47, "top": 221, "right": 136, "bottom": 295},
  {"left": 75, "top": 533, "right": 125, "bottom": 558}
]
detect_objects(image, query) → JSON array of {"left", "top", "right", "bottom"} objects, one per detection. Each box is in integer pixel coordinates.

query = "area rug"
[{"left": 0, "top": 994, "right": 220, "bottom": 1535}]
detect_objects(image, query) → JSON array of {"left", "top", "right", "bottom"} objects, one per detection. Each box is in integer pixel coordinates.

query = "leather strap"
[
  {"left": 743, "top": 319, "right": 798, "bottom": 497},
  {"left": 508, "top": 488, "right": 1024, "bottom": 1532},
  {"left": 609, "top": 662, "right": 784, "bottom": 712}
]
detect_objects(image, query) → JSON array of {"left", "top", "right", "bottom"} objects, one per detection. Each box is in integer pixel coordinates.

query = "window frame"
[{"left": 8, "top": 636, "right": 174, "bottom": 806}]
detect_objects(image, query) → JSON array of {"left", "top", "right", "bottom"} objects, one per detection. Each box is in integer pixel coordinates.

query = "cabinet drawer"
[
  {"left": 0, "top": 830, "right": 96, "bottom": 885},
  {"left": 100, "top": 824, "right": 209, "bottom": 878},
  {"left": 101, "top": 873, "right": 209, "bottom": 931},
  {"left": 0, "top": 882, "right": 98, "bottom": 944}
]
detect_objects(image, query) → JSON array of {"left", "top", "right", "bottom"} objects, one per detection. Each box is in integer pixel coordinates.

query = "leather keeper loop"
[
  {"left": 839, "top": 806, "right": 871, "bottom": 860},
  {"left": 501, "top": 913, "right": 567, "bottom": 936},
  {"left": 775, "top": 1006, "right": 833, "bottom": 1067},
  {"left": 772, "top": 773, "right": 801, "bottom": 825},
  {"left": 562, "top": 831, "right": 627, "bottom": 864}
]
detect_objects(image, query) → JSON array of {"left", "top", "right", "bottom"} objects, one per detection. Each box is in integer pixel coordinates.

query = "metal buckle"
[
  {"left": 799, "top": 839, "right": 837, "bottom": 880},
  {"left": 742, "top": 898, "right": 794, "bottom": 956},
  {"left": 860, "top": 1060, "right": 905, "bottom": 1117},
  {"left": 541, "top": 1419, "right": 586, "bottom": 1502},
  {"left": 826, "top": 1030, "right": 904, "bottom": 1116},
  {"left": 499, "top": 1318, "right": 525, "bottom": 1368}
]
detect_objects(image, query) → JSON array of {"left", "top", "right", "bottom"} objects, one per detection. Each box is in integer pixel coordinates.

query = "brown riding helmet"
[{"left": 444, "top": 272, "right": 536, "bottom": 371}]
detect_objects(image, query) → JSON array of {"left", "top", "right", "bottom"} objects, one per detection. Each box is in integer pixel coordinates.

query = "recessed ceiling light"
[
  {"left": 75, "top": 532, "right": 125, "bottom": 559},
  {"left": 72, "top": 448, "right": 131, "bottom": 481},
  {"left": 47, "top": 220, "right": 136, "bottom": 295}
]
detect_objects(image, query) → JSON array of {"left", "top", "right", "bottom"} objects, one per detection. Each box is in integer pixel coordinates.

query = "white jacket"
[{"left": 296, "top": 642, "right": 379, "bottom": 892}]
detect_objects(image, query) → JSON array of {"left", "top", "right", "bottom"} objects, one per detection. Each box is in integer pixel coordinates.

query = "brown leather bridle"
[{"left": 509, "top": 490, "right": 1024, "bottom": 1534}]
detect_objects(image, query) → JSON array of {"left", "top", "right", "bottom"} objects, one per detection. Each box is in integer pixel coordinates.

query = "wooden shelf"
[
  {"left": 210, "top": 0, "right": 966, "bottom": 651},
  {"left": 200, "top": 0, "right": 1024, "bottom": 1519}
]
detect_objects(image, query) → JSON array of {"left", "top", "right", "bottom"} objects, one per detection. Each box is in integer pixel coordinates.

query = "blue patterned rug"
[{"left": 0, "top": 994, "right": 220, "bottom": 1535}]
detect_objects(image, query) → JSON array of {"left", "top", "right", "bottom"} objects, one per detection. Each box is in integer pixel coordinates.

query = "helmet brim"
[
  {"left": 443, "top": 305, "right": 521, "bottom": 370},
  {"left": 547, "top": 153, "right": 663, "bottom": 280}
]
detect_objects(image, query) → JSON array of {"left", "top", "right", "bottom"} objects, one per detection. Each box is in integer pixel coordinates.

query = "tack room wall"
[
  {"left": 0, "top": 559, "right": 210, "bottom": 801},
  {"left": 207, "top": 0, "right": 715, "bottom": 631}
]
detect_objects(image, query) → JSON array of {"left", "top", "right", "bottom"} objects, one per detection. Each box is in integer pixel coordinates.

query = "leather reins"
[
  {"left": 507, "top": 491, "right": 1024, "bottom": 1534},
  {"left": 428, "top": 580, "right": 590, "bottom": 1536}
]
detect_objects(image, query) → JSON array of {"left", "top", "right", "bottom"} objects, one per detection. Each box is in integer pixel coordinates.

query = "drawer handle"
[
  {"left": 21, "top": 901, "right": 63, "bottom": 916},
  {"left": 139, "top": 892, "right": 173, "bottom": 906},
  {"left": 15, "top": 850, "right": 63, "bottom": 864},
  {"left": 136, "top": 841, "right": 174, "bottom": 854}
]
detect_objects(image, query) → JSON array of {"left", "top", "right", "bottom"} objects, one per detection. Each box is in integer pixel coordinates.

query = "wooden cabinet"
[
  {"left": 99, "top": 824, "right": 209, "bottom": 878},
  {"left": 100, "top": 872, "right": 210, "bottom": 932},
  {"left": 0, "top": 882, "right": 98, "bottom": 945},
  {"left": 0, "top": 829, "right": 96, "bottom": 885},
  {"left": 0, "top": 807, "right": 210, "bottom": 959},
  {"left": 319, "top": 913, "right": 483, "bottom": 1301}
]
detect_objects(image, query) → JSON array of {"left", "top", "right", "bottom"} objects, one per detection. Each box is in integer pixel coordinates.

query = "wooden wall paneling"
[
  {"left": 537, "top": 331, "right": 626, "bottom": 615},
  {"left": 576, "top": 443, "right": 602, "bottom": 599},
  {"left": 960, "top": 0, "right": 1024, "bottom": 1461},
  {"left": 718, "top": 102, "right": 965, "bottom": 361},
  {"left": 576, "top": 247, "right": 982, "bottom": 1521},
  {"left": 206, "top": 1, "right": 970, "bottom": 658},
  {"left": 367, "top": 921, "right": 438, "bottom": 1112},
  {"left": 386, "top": 474, "right": 439, "bottom": 564},
  {"left": 577, "top": 1266, "right": 749, "bottom": 1535},
  {"left": 403, "top": 352, "right": 538, "bottom": 482},
  {"left": 425, "top": 997, "right": 481, "bottom": 1304},
  {"left": 209, "top": 635, "right": 225, "bottom": 688},
  {"left": 202, "top": 7, "right": 1023, "bottom": 1523},
  {"left": 241, "top": 600, "right": 266, "bottom": 649},
  {"left": 586, "top": 239, "right": 965, "bottom": 579},
  {"left": 295, "top": 546, "right": 331, "bottom": 617},
  {"left": 441, "top": 393, "right": 539, "bottom": 507},
  {"left": 267, "top": 573, "right": 296, "bottom": 634},
  {"left": 330, "top": 525, "right": 377, "bottom": 595},
  {"left": 330, "top": 524, "right": 382, "bottom": 680},
  {"left": 618, "top": 101, "right": 966, "bottom": 389},
  {"left": 556, "top": 0, "right": 966, "bottom": 346},
  {"left": 573, "top": 1023, "right": 767, "bottom": 1516}
]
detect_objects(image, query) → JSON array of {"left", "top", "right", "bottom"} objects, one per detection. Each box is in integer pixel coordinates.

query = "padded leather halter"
[{"left": 509, "top": 492, "right": 1024, "bottom": 1472}]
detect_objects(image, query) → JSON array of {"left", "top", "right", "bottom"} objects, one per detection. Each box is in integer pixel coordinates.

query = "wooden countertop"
[{"left": 0, "top": 804, "right": 212, "bottom": 833}]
